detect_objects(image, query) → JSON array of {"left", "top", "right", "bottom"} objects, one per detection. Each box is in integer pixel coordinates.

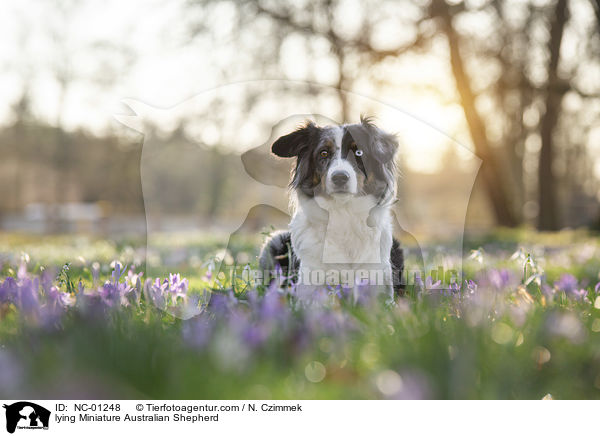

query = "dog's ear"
[
  {"left": 272, "top": 122, "right": 318, "bottom": 158},
  {"left": 359, "top": 116, "right": 398, "bottom": 164},
  {"left": 376, "top": 131, "right": 399, "bottom": 164}
]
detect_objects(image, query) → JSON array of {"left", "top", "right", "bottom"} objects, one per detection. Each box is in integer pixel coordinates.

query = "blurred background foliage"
[{"left": 0, "top": 0, "right": 599, "bottom": 241}]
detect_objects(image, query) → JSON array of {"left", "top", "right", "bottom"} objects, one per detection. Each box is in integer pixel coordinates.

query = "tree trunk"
[
  {"left": 434, "top": 1, "right": 519, "bottom": 227},
  {"left": 332, "top": 39, "right": 350, "bottom": 122},
  {"left": 538, "top": 0, "right": 567, "bottom": 231}
]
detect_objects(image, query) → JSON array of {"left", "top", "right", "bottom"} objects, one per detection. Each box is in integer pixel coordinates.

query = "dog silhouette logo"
[{"left": 3, "top": 402, "right": 50, "bottom": 433}]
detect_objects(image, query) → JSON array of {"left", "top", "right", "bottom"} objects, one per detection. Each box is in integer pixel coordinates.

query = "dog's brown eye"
[{"left": 320, "top": 150, "right": 329, "bottom": 158}]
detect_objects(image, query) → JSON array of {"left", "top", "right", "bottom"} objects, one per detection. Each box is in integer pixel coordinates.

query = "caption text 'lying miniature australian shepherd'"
[{"left": 259, "top": 116, "right": 404, "bottom": 302}]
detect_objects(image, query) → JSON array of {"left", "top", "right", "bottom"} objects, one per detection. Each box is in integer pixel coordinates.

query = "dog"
[{"left": 259, "top": 116, "right": 404, "bottom": 300}]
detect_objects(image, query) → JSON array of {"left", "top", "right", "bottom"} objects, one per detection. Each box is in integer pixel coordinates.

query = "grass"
[{"left": 1, "top": 228, "right": 600, "bottom": 399}]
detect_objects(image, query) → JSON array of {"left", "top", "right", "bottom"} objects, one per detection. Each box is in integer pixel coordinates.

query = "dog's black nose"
[{"left": 331, "top": 171, "right": 349, "bottom": 186}]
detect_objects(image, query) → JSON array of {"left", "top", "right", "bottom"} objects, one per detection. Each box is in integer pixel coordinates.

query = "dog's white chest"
[
  {"left": 290, "top": 195, "right": 391, "bottom": 268},
  {"left": 317, "top": 198, "right": 382, "bottom": 264}
]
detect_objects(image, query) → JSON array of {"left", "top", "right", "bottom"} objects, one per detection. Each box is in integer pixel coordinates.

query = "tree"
[
  {"left": 186, "top": 0, "right": 600, "bottom": 229},
  {"left": 430, "top": 0, "right": 519, "bottom": 227},
  {"left": 188, "top": 0, "right": 521, "bottom": 226},
  {"left": 538, "top": 0, "right": 568, "bottom": 230}
]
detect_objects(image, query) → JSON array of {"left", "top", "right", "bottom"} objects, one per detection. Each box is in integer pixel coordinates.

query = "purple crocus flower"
[
  {"left": 0, "top": 277, "right": 17, "bottom": 303},
  {"left": 97, "top": 279, "right": 133, "bottom": 308},
  {"left": 46, "top": 285, "right": 75, "bottom": 308},
  {"left": 111, "top": 262, "right": 126, "bottom": 284},
  {"left": 414, "top": 275, "right": 424, "bottom": 292},
  {"left": 115, "top": 281, "right": 134, "bottom": 304},
  {"left": 425, "top": 276, "right": 442, "bottom": 290},
  {"left": 555, "top": 274, "right": 578, "bottom": 293},
  {"left": 442, "top": 281, "right": 461, "bottom": 296},
  {"left": 40, "top": 269, "right": 54, "bottom": 294},
  {"left": 207, "top": 290, "right": 237, "bottom": 315},
  {"left": 38, "top": 281, "right": 74, "bottom": 327},
  {"left": 465, "top": 280, "right": 478, "bottom": 294},
  {"left": 242, "top": 325, "right": 265, "bottom": 346},
  {"left": 16, "top": 277, "right": 39, "bottom": 317},
  {"left": 488, "top": 269, "right": 512, "bottom": 290},
  {"left": 245, "top": 289, "right": 259, "bottom": 307},
  {"left": 571, "top": 289, "right": 588, "bottom": 301},
  {"left": 227, "top": 310, "right": 269, "bottom": 348},
  {"left": 144, "top": 279, "right": 167, "bottom": 310},
  {"left": 554, "top": 274, "right": 590, "bottom": 300},
  {"left": 140, "top": 273, "right": 189, "bottom": 310},
  {"left": 167, "top": 273, "right": 188, "bottom": 297},
  {"left": 17, "top": 262, "right": 28, "bottom": 280},
  {"left": 542, "top": 284, "right": 555, "bottom": 300},
  {"left": 98, "top": 283, "right": 121, "bottom": 307},
  {"left": 335, "top": 284, "right": 352, "bottom": 301},
  {"left": 307, "top": 309, "right": 346, "bottom": 335},
  {"left": 241, "top": 323, "right": 269, "bottom": 348},
  {"left": 307, "top": 287, "right": 330, "bottom": 307},
  {"left": 123, "top": 270, "right": 143, "bottom": 306},
  {"left": 182, "top": 315, "right": 214, "bottom": 349},
  {"left": 260, "top": 288, "right": 285, "bottom": 320}
]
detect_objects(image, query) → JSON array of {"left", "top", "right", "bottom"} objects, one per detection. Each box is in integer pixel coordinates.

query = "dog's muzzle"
[{"left": 331, "top": 170, "right": 350, "bottom": 187}]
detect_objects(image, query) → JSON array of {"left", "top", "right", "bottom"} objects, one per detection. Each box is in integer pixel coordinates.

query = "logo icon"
[{"left": 3, "top": 402, "right": 50, "bottom": 434}]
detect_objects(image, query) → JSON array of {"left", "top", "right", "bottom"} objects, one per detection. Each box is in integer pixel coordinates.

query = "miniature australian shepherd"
[{"left": 259, "top": 116, "right": 404, "bottom": 301}]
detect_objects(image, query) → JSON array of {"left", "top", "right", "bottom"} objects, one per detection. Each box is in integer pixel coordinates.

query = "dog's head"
[{"left": 272, "top": 116, "right": 398, "bottom": 204}]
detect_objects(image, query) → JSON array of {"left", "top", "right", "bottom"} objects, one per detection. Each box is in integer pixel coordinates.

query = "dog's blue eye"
[{"left": 355, "top": 149, "right": 363, "bottom": 157}]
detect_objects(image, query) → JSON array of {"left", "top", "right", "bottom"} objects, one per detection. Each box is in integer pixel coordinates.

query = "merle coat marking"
[{"left": 260, "top": 117, "right": 404, "bottom": 297}]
